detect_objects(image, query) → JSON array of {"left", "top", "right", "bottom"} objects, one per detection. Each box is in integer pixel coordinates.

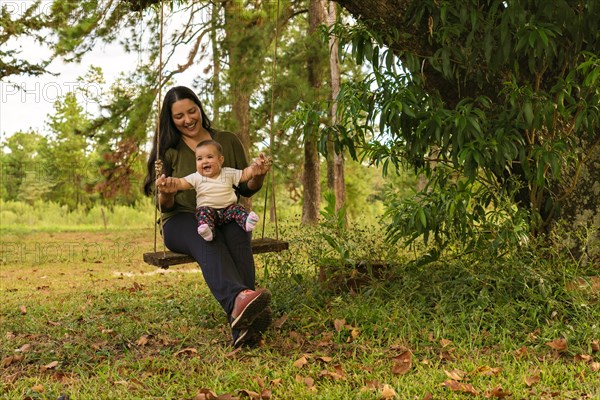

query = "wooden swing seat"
[{"left": 143, "top": 237, "right": 289, "bottom": 269}]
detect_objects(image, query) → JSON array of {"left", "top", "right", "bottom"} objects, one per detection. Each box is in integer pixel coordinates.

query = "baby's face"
[{"left": 195, "top": 144, "right": 224, "bottom": 178}]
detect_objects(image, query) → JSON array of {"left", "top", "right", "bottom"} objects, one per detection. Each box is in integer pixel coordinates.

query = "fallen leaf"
[
  {"left": 361, "top": 380, "right": 381, "bottom": 391},
  {"left": 295, "top": 375, "right": 314, "bottom": 388},
  {"left": 333, "top": 319, "right": 346, "bottom": 332},
  {"left": 31, "top": 384, "right": 44, "bottom": 393},
  {"left": 545, "top": 338, "right": 567, "bottom": 352},
  {"left": 91, "top": 341, "right": 108, "bottom": 350},
  {"left": 574, "top": 354, "right": 593, "bottom": 363},
  {"left": 260, "top": 388, "right": 272, "bottom": 399},
  {"left": 5, "top": 331, "right": 15, "bottom": 340},
  {"left": 472, "top": 365, "right": 502, "bottom": 376},
  {"left": 1, "top": 354, "right": 23, "bottom": 367},
  {"left": 591, "top": 362, "right": 600, "bottom": 372},
  {"left": 2, "top": 372, "right": 19, "bottom": 384},
  {"left": 316, "top": 356, "right": 332, "bottom": 363},
  {"left": 289, "top": 331, "right": 305, "bottom": 345},
  {"left": 137, "top": 335, "right": 150, "bottom": 346},
  {"left": 515, "top": 346, "right": 528, "bottom": 359},
  {"left": 194, "top": 388, "right": 218, "bottom": 399},
  {"left": 17, "top": 343, "right": 32, "bottom": 353},
  {"left": 293, "top": 356, "right": 308, "bottom": 368},
  {"left": 333, "top": 364, "right": 346, "bottom": 376},
  {"left": 174, "top": 347, "right": 198, "bottom": 357},
  {"left": 254, "top": 376, "right": 265, "bottom": 388},
  {"left": 129, "top": 282, "right": 143, "bottom": 292},
  {"left": 316, "top": 332, "right": 334, "bottom": 347},
  {"left": 238, "top": 389, "right": 260, "bottom": 398},
  {"left": 528, "top": 328, "right": 541, "bottom": 340},
  {"left": 524, "top": 371, "right": 541, "bottom": 387},
  {"left": 444, "top": 369, "right": 466, "bottom": 381},
  {"left": 439, "top": 350, "right": 455, "bottom": 362},
  {"left": 442, "top": 380, "right": 479, "bottom": 395},
  {"left": 19, "top": 305, "right": 27, "bottom": 315},
  {"left": 272, "top": 314, "right": 288, "bottom": 329},
  {"left": 41, "top": 361, "right": 59, "bottom": 372},
  {"left": 391, "top": 361, "right": 411, "bottom": 375},
  {"left": 440, "top": 338, "right": 453, "bottom": 348},
  {"left": 318, "top": 369, "right": 344, "bottom": 380},
  {"left": 591, "top": 340, "right": 599, "bottom": 352},
  {"left": 486, "top": 386, "right": 511, "bottom": 398},
  {"left": 392, "top": 351, "right": 412, "bottom": 375},
  {"left": 380, "top": 384, "right": 397, "bottom": 399},
  {"left": 422, "top": 393, "right": 433, "bottom": 400},
  {"left": 225, "top": 348, "right": 242, "bottom": 358}
]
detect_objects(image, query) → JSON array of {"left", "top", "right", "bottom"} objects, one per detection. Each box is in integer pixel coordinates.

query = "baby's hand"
[{"left": 252, "top": 153, "right": 272, "bottom": 175}]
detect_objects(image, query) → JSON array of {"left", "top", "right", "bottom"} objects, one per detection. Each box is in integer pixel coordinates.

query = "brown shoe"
[
  {"left": 233, "top": 306, "right": 272, "bottom": 348},
  {"left": 230, "top": 288, "right": 271, "bottom": 330}
]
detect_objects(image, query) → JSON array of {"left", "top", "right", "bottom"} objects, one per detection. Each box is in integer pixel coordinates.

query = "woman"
[{"left": 143, "top": 86, "right": 272, "bottom": 348}]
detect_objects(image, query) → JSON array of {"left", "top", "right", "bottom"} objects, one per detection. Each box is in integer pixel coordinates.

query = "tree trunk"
[
  {"left": 211, "top": 3, "right": 221, "bottom": 125},
  {"left": 328, "top": 2, "right": 346, "bottom": 213},
  {"left": 302, "top": 0, "right": 327, "bottom": 225}
]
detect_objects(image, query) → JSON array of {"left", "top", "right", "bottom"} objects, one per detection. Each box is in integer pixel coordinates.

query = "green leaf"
[
  {"left": 523, "top": 101, "right": 534, "bottom": 125},
  {"left": 385, "top": 49, "right": 394, "bottom": 69},
  {"left": 418, "top": 208, "right": 427, "bottom": 229}
]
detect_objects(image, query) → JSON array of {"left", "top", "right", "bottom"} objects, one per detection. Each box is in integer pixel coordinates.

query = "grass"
[{"left": 1, "top": 222, "right": 599, "bottom": 399}]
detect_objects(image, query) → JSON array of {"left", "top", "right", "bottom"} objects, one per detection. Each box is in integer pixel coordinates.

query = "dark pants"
[{"left": 162, "top": 212, "right": 255, "bottom": 316}]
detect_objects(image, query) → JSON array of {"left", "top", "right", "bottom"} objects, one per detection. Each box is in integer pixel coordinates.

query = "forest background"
[{"left": 1, "top": 1, "right": 599, "bottom": 399}]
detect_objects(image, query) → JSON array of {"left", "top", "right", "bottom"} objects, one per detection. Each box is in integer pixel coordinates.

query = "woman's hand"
[
  {"left": 156, "top": 174, "right": 179, "bottom": 195},
  {"left": 155, "top": 174, "right": 178, "bottom": 209}
]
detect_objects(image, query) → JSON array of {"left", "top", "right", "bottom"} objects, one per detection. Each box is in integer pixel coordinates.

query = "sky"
[
  {"left": 0, "top": 41, "right": 137, "bottom": 138},
  {"left": 0, "top": 1, "right": 200, "bottom": 142}
]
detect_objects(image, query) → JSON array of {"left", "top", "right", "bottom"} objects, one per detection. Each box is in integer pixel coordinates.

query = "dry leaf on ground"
[
  {"left": 524, "top": 370, "right": 541, "bottom": 387},
  {"left": 293, "top": 356, "right": 308, "bottom": 368},
  {"left": 380, "top": 384, "right": 397, "bottom": 399},
  {"left": 545, "top": 338, "right": 567, "bottom": 352},
  {"left": 41, "top": 361, "right": 59, "bottom": 372},
  {"left": 334, "top": 319, "right": 346, "bottom": 332},
  {"left": 442, "top": 380, "right": 479, "bottom": 395}
]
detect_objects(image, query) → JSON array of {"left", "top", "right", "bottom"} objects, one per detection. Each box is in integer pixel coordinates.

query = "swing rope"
[
  {"left": 261, "top": 0, "right": 281, "bottom": 241},
  {"left": 153, "top": 0, "right": 165, "bottom": 254},
  {"left": 145, "top": 0, "right": 288, "bottom": 268}
]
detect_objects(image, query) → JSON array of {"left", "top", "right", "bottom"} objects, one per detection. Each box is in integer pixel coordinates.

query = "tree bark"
[
  {"left": 211, "top": 3, "right": 221, "bottom": 126},
  {"left": 328, "top": 2, "right": 346, "bottom": 213},
  {"left": 302, "top": 0, "right": 327, "bottom": 225}
]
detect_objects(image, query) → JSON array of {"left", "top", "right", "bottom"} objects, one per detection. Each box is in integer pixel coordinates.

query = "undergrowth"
[{"left": 1, "top": 219, "right": 598, "bottom": 399}]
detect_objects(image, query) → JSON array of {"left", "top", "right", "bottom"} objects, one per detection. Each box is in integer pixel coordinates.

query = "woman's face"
[{"left": 171, "top": 98, "right": 202, "bottom": 138}]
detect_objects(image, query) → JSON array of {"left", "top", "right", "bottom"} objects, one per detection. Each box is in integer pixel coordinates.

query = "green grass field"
[{"left": 1, "top": 225, "right": 598, "bottom": 399}]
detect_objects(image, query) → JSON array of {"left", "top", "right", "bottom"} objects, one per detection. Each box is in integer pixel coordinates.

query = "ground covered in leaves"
[{"left": 1, "top": 229, "right": 599, "bottom": 399}]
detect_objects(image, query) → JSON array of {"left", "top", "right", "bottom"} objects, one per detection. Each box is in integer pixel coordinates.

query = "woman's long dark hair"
[{"left": 143, "top": 86, "right": 214, "bottom": 196}]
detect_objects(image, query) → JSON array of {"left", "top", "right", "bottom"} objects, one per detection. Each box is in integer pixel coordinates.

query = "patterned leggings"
[{"left": 195, "top": 204, "right": 249, "bottom": 236}]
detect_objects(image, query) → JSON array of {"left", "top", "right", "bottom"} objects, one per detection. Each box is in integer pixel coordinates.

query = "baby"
[{"left": 159, "top": 139, "right": 271, "bottom": 241}]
